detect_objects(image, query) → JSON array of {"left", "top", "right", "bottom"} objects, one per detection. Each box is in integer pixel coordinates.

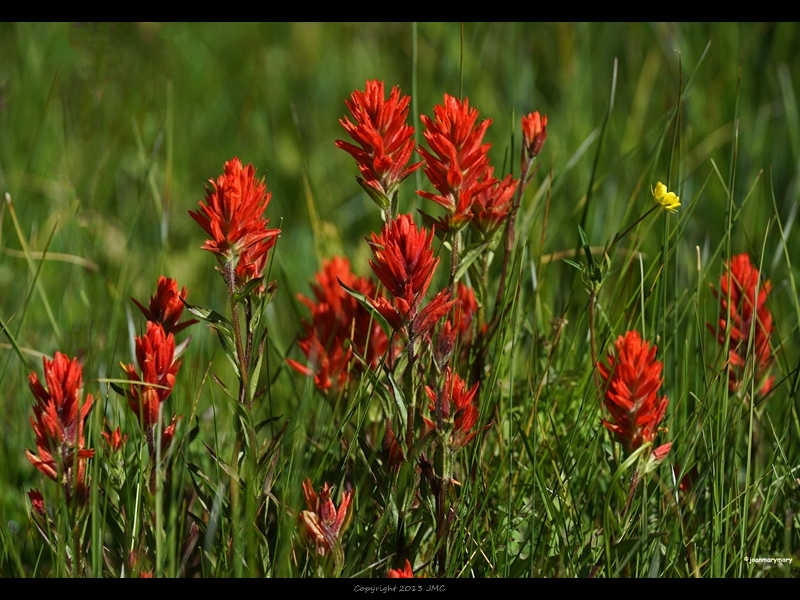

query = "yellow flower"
[{"left": 652, "top": 181, "right": 680, "bottom": 213}]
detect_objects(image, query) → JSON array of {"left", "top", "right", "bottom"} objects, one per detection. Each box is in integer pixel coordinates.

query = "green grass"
[{"left": 1, "top": 22, "right": 799, "bottom": 578}]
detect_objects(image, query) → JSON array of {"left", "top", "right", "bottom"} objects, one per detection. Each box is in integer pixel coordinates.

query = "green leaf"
[
  {"left": 181, "top": 298, "right": 234, "bottom": 336},
  {"left": 338, "top": 278, "right": 395, "bottom": 338},
  {"left": 455, "top": 239, "right": 490, "bottom": 282},
  {"left": 249, "top": 329, "right": 267, "bottom": 402},
  {"left": 233, "top": 277, "right": 264, "bottom": 306}
]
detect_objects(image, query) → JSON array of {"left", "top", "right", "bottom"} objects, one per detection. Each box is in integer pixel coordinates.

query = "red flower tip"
[
  {"left": 123, "top": 322, "right": 182, "bottom": 428},
  {"left": 300, "top": 478, "right": 353, "bottom": 556},
  {"left": 709, "top": 253, "right": 775, "bottom": 395},
  {"left": 521, "top": 111, "right": 548, "bottom": 160},
  {"left": 469, "top": 169, "right": 519, "bottom": 237},
  {"left": 418, "top": 94, "right": 493, "bottom": 226},
  {"left": 189, "top": 157, "right": 280, "bottom": 280},
  {"left": 26, "top": 352, "right": 94, "bottom": 487},
  {"left": 28, "top": 489, "right": 46, "bottom": 516},
  {"left": 424, "top": 367, "right": 481, "bottom": 449},
  {"left": 132, "top": 276, "right": 198, "bottom": 336},
  {"left": 388, "top": 559, "right": 415, "bottom": 578},
  {"left": 102, "top": 426, "right": 128, "bottom": 454},
  {"left": 598, "top": 331, "right": 669, "bottom": 453},
  {"left": 337, "top": 80, "right": 422, "bottom": 207}
]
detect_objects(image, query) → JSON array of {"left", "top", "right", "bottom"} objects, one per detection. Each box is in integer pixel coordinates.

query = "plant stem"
[{"left": 225, "top": 259, "right": 251, "bottom": 409}]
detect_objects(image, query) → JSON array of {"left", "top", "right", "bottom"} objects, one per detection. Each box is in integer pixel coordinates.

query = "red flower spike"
[
  {"left": 388, "top": 559, "right": 415, "bottom": 578},
  {"left": 710, "top": 254, "right": 774, "bottom": 395},
  {"left": 189, "top": 157, "right": 280, "bottom": 269},
  {"left": 288, "top": 257, "right": 389, "bottom": 392},
  {"left": 300, "top": 478, "right": 353, "bottom": 556},
  {"left": 132, "top": 276, "right": 198, "bottom": 336},
  {"left": 122, "top": 322, "right": 182, "bottom": 428},
  {"left": 598, "top": 331, "right": 669, "bottom": 454},
  {"left": 417, "top": 95, "right": 493, "bottom": 228},
  {"left": 25, "top": 352, "right": 95, "bottom": 484},
  {"left": 367, "top": 214, "right": 441, "bottom": 328},
  {"left": 412, "top": 288, "right": 455, "bottom": 340},
  {"left": 423, "top": 367, "right": 481, "bottom": 449},
  {"left": 336, "top": 80, "right": 423, "bottom": 206},
  {"left": 470, "top": 169, "right": 519, "bottom": 237},
  {"left": 521, "top": 111, "right": 548, "bottom": 161}
]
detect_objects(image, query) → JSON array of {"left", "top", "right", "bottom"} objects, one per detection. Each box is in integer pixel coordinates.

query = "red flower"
[
  {"left": 436, "top": 283, "right": 481, "bottom": 366},
  {"left": 287, "top": 257, "right": 389, "bottom": 392},
  {"left": 417, "top": 95, "right": 493, "bottom": 229},
  {"left": 521, "top": 111, "right": 548, "bottom": 161},
  {"left": 122, "top": 322, "right": 182, "bottom": 427},
  {"left": 102, "top": 426, "right": 128, "bottom": 454},
  {"left": 710, "top": 254, "right": 774, "bottom": 395},
  {"left": 424, "top": 367, "right": 481, "bottom": 449},
  {"left": 336, "top": 80, "right": 422, "bottom": 207},
  {"left": 131, "top": 276, "right": 197, "bottom": 335},
  {"left": 598, "top": 331, "right": 670, "bottom": 455},
  {"left": 25, "top": 353, "right": 94, "bottom": 493},
  {"left": 469, "top": 168, "right": 518, "bottom": 237},
  {"left": 367, "top": 214, "right": 454, "bottom": 338},
  {"left": 383, "top": 421, "right": 404, "bottom": 471},
  {"left": 300, "top": 478, "right": 353, "bottom": 556},
  {"left": 388, "top": 559, "right": 414, "bottom": 578},
  {"left": 28, "top": 489, "right": 46, "bottom": 516},
  {"left": 189, "top": 157, "right": 280, "bottom": 277}
]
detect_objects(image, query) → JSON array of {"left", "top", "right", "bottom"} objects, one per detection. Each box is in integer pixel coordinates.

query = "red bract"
[
  {"left": 300, "top": 478, "right": 353, "bottom": 556},
  {"left": 521, "top": 111, "right": 548, "bottom": 161},
  {"left": 598, "top": 331, "right": 670, "bottom": 455},
  {"left": 388, "top": 559, "right": 414, "bottom": 578},
  {"left": 417, "top": 94, "right": 493, "bottom": 229},
  {"left": 102, "top": 426, "right": 128, "bottom": 454},
  {"left": 131, "top": 276, "right": 197, "bottom": 336},
  {"left": 367, "top": 214, "right": 454, "bottom": 338},
  {"left": 336, "top": 80, "right": 422, "bottom": 207},
  {"left": 470, "top": 168, "right": 518, "bottom": 237},
  {"left": 25, "top": 352, "right": 94, "bottom": 492},
  {"left": 711, "top": 254, "right": 775, "bottom": 395},
  {"left": 189, "top": 157, "right": 280, "bottom": 273},
  {"left": 424, "top": 367, "right": 481, "bottom": 449},
  {"left": 28, "top": 489, "right": 46, "bottom": 516},
  {"left": 287, "top": 257, "right": 389, "bottom": 392},
  {"left": 122, "top": 322, "right": 182, "bottom": 427}
]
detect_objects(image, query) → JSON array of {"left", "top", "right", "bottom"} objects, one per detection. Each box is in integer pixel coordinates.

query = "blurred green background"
[{"left": 2, "top": 22, "right": 799, "bottom": 539}]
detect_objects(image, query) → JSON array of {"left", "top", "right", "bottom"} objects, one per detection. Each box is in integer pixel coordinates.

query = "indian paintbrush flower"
[
  {"left": 598, "top": 331, "right": 671, "bottom": 459},
  {"left": 367, "top": 214, "right": 454, "bottom": 340},
  {"left": 652, "top": 181, "right": 680, "bottom": 213},
  {"left": 521, "top": 111, "right": 548, "bottom": 162},
  {"left": 423, "top": 367, "right": 482, "bottom": 450},
  {"left": 287, "top": 257, "right": 389, "bottom": 392},
  {"left": 131, "top": 276, "right": 197, "bottom": 336},
  {"left": 336, "top": 80, "right": 422, "bottom": 210},
  {"left": 417, "top": 94, "right": 494, "bottom": 230},
  {"left": 388, "top": 559, "right": 415, "bottom": 578},
  {"left": 300, "top": 478, "right": 353, "bottom": 557},
  {"left": 189, "top": 157, "right": 280, "bottom": 285},
  {"left": 25, "top": 352, "right": 94, "bottom": 500},
  {"left": 122, "top": 322, "right": 182, "bottom": 428},
  {"left": 710, "top": 253, "right": 775, "bottom": 395}
]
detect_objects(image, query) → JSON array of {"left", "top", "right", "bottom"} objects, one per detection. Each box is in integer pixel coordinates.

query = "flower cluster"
[
  {"left": 189, "top": 157, "right": 280, "bottom": 286},
  {"left": 131, "top": 276, "right": 197, "bottom": 335},
  {"left": 598, "top": 331, "right": 671, "bottom": 458},
  {"left": 435, "top": 282, "right": 480, "bottom": 367},
  {"left": 367, "top": 214, "right": 454, "bottom": 341},
  {"left": 336, "top": 80, "right": 422, "bottom": 209},
  {"left": 388, "top": 559, "right": 415, "bottom": 578},
  {"left": 300, "top": 478, "right": 353, "bottom": 556},
  {"left": 423, "top": 367, "right": 482, "bottom": 450},
  {"left": 287, "top": 257, "right": 389, "bottom": 392},
  {"left": 25, "top": 352, "right": 95, "bottom": 502},
  {"left": 711, "top": 253, "right": 774, "bottom": 395}
]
